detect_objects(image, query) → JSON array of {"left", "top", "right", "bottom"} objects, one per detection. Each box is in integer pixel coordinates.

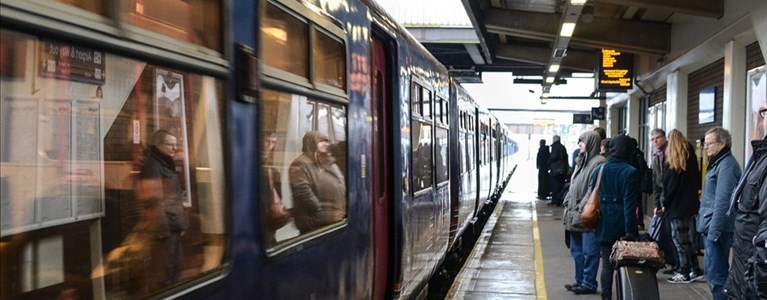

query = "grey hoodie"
[{"left": 563, "top": 131, "right": 606, "bottom": 232}]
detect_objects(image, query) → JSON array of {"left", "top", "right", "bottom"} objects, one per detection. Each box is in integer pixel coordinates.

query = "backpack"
[{"left": 632, "top": 149, "right": 653, "bottom": 194}]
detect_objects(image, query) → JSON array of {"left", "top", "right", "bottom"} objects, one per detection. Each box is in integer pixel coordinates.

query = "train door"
[{"left": 371, "top": 34, "right": 393, "bottom": 300}]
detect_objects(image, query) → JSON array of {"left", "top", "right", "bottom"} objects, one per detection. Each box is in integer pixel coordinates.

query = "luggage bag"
[{"left": 615, "top": 264, "right": 660, "bottom": 300}]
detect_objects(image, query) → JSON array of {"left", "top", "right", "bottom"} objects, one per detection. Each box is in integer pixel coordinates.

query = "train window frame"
[
  {"left": 261, "top": 0, "right": 349, "bottom": 99},
  {"left": 410, "top": 75, "right": 434, "bottom": 194}
]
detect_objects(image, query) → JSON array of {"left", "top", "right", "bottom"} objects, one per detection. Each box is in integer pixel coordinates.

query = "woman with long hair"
[{"left": 661, "top": 129, "right": 703, "bottom": 283}]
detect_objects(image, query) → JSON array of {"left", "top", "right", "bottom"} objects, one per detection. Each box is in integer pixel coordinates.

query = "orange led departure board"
[{"left": 598, "top": 48, "right": 633, "bottom": 90}]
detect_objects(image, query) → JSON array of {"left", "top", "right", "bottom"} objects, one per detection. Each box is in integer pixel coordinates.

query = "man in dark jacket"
[
  {"left": 724, "top": 105, "right": 767, "bottom": 299},
  {"left": 138, "top": 129, "right": 189, "bottom": 287},
  {"left": 651, "top": 128, "right": 678, "bottom": 274},
  {"left": 536, "top": 139, "right": 550, "bottom": 199},
  {"left": 548, "top": 135, "right": 568, "bottom": 206}
]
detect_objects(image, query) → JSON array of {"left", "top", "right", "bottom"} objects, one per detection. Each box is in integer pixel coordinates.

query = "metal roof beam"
[
  {"left": 591, "top": 0, "right": 723, "bottom": 18},
  {"left": 484, "top": 8, "right": 560, "bottom": 41},
  {"left": 571, "top": 17, "right": 670, "bottom": 55},
  {"left": 495, "top": 45, "right": 596, "bottom": 72}
]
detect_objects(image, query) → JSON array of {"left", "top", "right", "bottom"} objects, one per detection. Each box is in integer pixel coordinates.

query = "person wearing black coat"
[
  {"left": 548, "top": 135, "right": 568, "bottom": 205},
  {"left": 661, "top": 129, "right": 703, "bottom": 284},
  {"left": 723, "top": 104, "right": 767, "bottom": 299},
  {"left": 536, "top": 139, "right": 550, "bottom": 199}
]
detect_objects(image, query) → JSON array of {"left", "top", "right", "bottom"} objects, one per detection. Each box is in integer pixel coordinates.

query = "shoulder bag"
[{"left": 581, "top": 164, "right": 604, "bottom": 229}]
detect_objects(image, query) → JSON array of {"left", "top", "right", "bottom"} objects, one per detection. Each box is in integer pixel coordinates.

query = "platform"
[{"left": 446, "top": 160, "right": 712, "bottom": 299}]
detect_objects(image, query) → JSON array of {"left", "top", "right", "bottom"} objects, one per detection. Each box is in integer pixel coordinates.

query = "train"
[{"left": 0, "top": 0, "right": 517, "bottom": 299}]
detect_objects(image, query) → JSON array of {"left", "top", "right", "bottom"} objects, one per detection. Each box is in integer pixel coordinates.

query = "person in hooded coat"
[
  {"left": 536, "top": 139, "right": 551, "bottom": 199},
  {"left": 592, "top": 134, "right": 640, "bottom": 300},
  {"left": 562, "top": 131, "right": 605, "bottom": 294},
  {"left": 289, "top": 131, "right": 346, "bottom": 234}
]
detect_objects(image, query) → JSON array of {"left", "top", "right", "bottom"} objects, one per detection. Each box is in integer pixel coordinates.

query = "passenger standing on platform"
[
  {"left": 594, "top": 127, "right": 606, "bottom": 140},
  {"left": 536, "top": 139, "right": 550, "bottom": 200},
  {"left": 562, "top": 131, "right": 605, "bottom": 295},
  {"left": 548, "top": 135, "right": 568, "bottom": 206},
  {"left": 592, "top": 134, "right": 640, "bottom": 300},
  {"left": 723, "top": 105, "right": 767, "bottom": 299},
  {"left": 651, "top": 128, "right": 678, "bottom": 275},
  {"left": 696, "top": 127, "right": 740, "bottom": 300},
  {"left": 600, "top": 138, "right": 610, "bottom": 156},
  {"left": 661, "top": 129, "right": 704, "bottom": 284}
]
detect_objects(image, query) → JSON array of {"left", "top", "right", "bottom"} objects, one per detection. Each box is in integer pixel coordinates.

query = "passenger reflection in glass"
[
  {"left": 289, "top": 131, "right": 346, "bottom": 234},
  {"left": 136, "top": 130, "right": 189, "bottom": 287},
  {"left": 261, "top": 131, "right": 292, "bottom": 247}
]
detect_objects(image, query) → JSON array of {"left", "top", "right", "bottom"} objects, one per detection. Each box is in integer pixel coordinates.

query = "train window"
[
  {"left": 312, "top": 28, "right": 346, "bottom": 90},
  {"left": 443, "top": 100, "right": 449, "bottom": 126},
  {"left": 422, "top": 88, "right": 432, "bottom": 120},
  {"left": 263, "top": 2, "right": 310, "bottom": 78},
  {"left": 410, "top": 83, "right": 422, "bottom": 117},
  {"left": 459, "top": 133, "right": 467, "bottom": 174},
  {"left": 435, "top": 128, "right": 448, "bottom": 184},
  {"left": 411, "top": 121, "right": 433, "bottom": 192},
  {"left": 260, "top": 89, "right": 347, "bottom": 248},
  {"left": 120, "top": 0, "right": 223, "bottom": 51},
  {"left": 0, "top": 30, "right": 227, "bottom": 299}
]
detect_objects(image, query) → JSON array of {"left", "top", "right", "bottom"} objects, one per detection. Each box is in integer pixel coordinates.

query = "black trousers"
[
  {"left": 549, "top": 174, "right": 565, "bottom": 205},
  {"left": 537, "top": 170, "right": 549, "bottom": 198}
]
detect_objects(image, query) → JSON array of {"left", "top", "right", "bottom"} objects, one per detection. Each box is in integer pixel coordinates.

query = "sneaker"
[
  {"left": 564, "top": 283, "right": 580, "bottom": 291},
  {"left": 666, "top": 272, "right": 693, "bottom": 284},
  {"left": 688, "top": 271, "right": 705, "bottom": 282}
]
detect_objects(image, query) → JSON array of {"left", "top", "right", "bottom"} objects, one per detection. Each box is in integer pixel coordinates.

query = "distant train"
[{"left": 0, "top": 0, "right": 517, "bottom": 299}]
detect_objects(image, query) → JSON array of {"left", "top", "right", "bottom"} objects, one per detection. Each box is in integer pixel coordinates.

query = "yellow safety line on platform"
[{"left": 531, "top": 200, "right": 547, "bottom": 300}]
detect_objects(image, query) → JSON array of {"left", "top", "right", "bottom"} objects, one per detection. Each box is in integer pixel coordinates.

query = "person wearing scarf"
[
  {"left": 562, "top": 131, "right": 605, "bottom": 294},
  {"left": 289, "top": 131, "right": 346, "bottom": 234},
  {"left": 696, "top": 127, "right": 741, "bottom": 300}
]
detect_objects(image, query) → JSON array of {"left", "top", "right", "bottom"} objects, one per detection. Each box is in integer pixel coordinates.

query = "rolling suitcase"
[{"left": 615, "top": 264, "right": 660, "bottom": 300}]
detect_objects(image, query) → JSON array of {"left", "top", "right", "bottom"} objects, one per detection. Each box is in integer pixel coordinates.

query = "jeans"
[
  {"left": 570, "top": 231, "right": 600, "bottom": 290},
  {"left": 704, "top": 233, "right": 733, "bottom": 300},
  {"left": 670, "top": 216, "right": 701, "bottom": 275},
  {"left": 600, "top": 242, "right": 615, "bottom": 299}
]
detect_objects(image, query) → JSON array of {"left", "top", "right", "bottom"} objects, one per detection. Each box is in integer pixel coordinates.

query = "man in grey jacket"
[{"left": 697, "top": 127, "right": 741, "bottom": 300}]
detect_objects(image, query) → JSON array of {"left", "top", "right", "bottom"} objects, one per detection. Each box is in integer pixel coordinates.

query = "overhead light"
[
  {"left": 541, "top": 98, "right": 548, "bottom": 105},
  {"left": 548, "top": 64, "right": 560, "bottom": 72},
  {"left": 570, "top": 0, "right": 587, "bottom": 5},
  {"left": 560, "top": 22, "right": 576, "bottom": 37},
  {"left": 546, "top": 77, "right": 555, "bottom": 83},
  {"left": 542, "top": 92, "right": 550, "bottom": 98},
  {"left": 572, "top": 72, "right": 595, "bottom": 78}
]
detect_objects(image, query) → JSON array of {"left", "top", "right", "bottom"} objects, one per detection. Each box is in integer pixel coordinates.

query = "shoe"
[
  {"left": 666, "top": 272, "right": 693, "bottom": 284},
  {"left": 688, "top": 271, "right": 705, "bottom": 282},
  {"left": 571, "top": 286, "right": 598, "bottom": 294},
  {"left": 564, "top": 283, "right": 580, "bottom": 291}
]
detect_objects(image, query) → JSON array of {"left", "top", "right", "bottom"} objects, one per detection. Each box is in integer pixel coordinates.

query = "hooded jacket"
[
  {"left": 592, "top": 135, "right": 640, "bottom": 242},
  {"left": 563, "top": 131, "right": 606, "bottom": 231},
  {"left": 289, "top": 131, "right": 346, "bottom": 233}
]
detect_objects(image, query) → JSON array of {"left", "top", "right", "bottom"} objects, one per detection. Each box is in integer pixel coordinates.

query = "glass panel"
[
  {"left": 262, "top": 2, "right": 309, "bottom": 78},
  {"left": 53, "top": 0, "right": 107, "bottom": 16},
  {"left": 435, "top": 128, "right": 448, "bottom": 183},
  {"left": 0, "top": 31, "right": 227, "bottom": 299},
  {"left": 411, "top": 84, "right": 421, "bottom": 116},
  {"left": 411, "top": 121, "right": 433, "bottom": 191},
  {"left": 120, "top": 0, "right": 222, "bottom": 51},
  {"left": 260, "top": 89, "right": 347, "bottom": 246},
  {"left": 422, "top": 89, "right": 432, "bottom": 120},
  {"left": 313, "top": 29, "right": 346, "bottom": 90},
  {"left": 459, "top": 133, "right": 466, "bottom": 174}
]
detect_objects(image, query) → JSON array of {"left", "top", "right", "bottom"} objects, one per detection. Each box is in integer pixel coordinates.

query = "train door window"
[
  {"left": 263, "top": 1, "right": 310, "bottom": 79},
  {"left": 411, "top": 83, "right": 422, "bottom": 117},
  {"left": 0, "top": 30, "right": 227, "bottom": 299},
  {"left": 435, "top": 127, "right": 448, "bottom": 184},
  {"left": 260, "top": 90, "right": 347, "bottom": 247},
  {"left": 422, "top": 89, "right": 432, "bottom": 120},
  {"left": 410, "top": 77, "right": 433, "bottom": 193}
]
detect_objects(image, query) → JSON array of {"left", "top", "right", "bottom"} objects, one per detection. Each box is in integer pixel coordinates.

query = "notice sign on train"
[
  {"left": 598, "top": 48, "right": 633, "bottom": 90},
  {"left": 39, "top": 40, "right": 106, "bottom": 85}
]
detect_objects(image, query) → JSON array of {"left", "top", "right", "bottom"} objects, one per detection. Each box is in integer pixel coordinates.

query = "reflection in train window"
[
  {"left": 313, "top": 28, "right": 346, "bottom": 90},
  {"left": 262, "top": 1, "right": 309, "bottom": 78},
  {"left": 0, "top": 30, "right": 227, "bottom": 299},
  {"left": 412, "top": 121, "right": 433, "bottom": 192},
  {"left": 435, "top": 128, "right": 448, "bottom": 184},
  {"left": 260, "top": 89, "right": 347, "bottom": 248}
]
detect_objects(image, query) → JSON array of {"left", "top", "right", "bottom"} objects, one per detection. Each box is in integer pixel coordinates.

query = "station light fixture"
[
  {"left": 560, "top": 22, "right": 576, "bottom": 37},
  {"left": 545, "top": 77, "right": 555, "bottom": 83},
  {"left": 570, "top": 0, "right": 587, "bottom": 5},
  {"left": 548, "top": 64, "right": 560, "bottom": 72}
]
